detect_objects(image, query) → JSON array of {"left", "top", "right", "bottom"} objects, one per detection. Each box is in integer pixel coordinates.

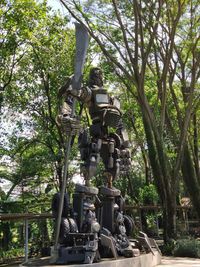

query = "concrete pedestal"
[{"left": 21, "top": 250, "right": 161, "bottom": 267}]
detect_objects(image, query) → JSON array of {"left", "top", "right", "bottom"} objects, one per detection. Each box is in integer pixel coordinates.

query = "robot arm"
[
  {"left": 111, "top": 95, "right": 130, "bottom": 149},
  {"left": 58, "top": 78, "right": 92, "bottom": 121},
  {"left": 59, "top": 77, "right": 92, "bottom": 105},
  {"left": 116, "top": 117, "right": 132, "bottom": 175},
  {"left": 57, "top": 77, "right": 91, "bottom": 134},
  {"left": 117, "top": 123, "right": 130, "bottom": 149}
]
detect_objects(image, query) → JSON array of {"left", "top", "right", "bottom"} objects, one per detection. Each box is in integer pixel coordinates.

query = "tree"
[
  {"left": 0, "top": 0, "right": 78, "bottom": 253},
  {"left": 1, "top": 0, "right": 76, "bottom": 195},
  {"left": 59, "top": 0, "right": 200, "bottom": 241}
]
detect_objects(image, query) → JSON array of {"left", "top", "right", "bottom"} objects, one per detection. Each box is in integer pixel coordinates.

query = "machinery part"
[
  {"left": 51, "top": 192, "right": 70, "bottom": 218},
  {"left": 68, "top": 217, "right": 78, "bottom": 233},
  {"left": 100, "top": 233, "right": 118, "bottom": 259},
  {"left": 93, "top": 250, "right": 101, "bottom": 263},
  {"left": 73, "top": 186, "right": 98, "bottom": 232},
  {"left": 100, "top": 194, "right": 115, "bottom": 233},
  {"left": 88, "top": 155, "right": 97, "bottom": 178},
  {"left": 103, "top": 108, "right": 121, "bottom": 128},
  {"left": 60, "top": 115, "right": 81, "bottom": 135},
  {"left": 97, "top": 139, "right": 102, "bottom": 150},
  {"left": 75, "top": 184, "right": 99, "bottom": 195},
  {"left": 108, "top": 156, "right": 114, "bottom": 168},
  {"left": 90, "top": 123, "right": 102, "bottom": 137},
  {"left": 58, "top": 217, "right": 78, "bottom": 244},
  {"left": 82, "top": 205, "right": 100, "bottom": 234},
  {"left": 84, "top": 251, "right": 96, "bottom": 264},
  {"left": 56, "top": 232, "right": 98, "bottom": 265},
  {"left": 137, "top": 231, "right": 155, "bottom": 255},
  {"left": 78, "top": 128, "right": 90, "bottom": 147},
  {"left": 122, "top": 244, "right": 134, "bottom": 258},
  {"left": 114, "top": 230, "right": 133, "bottom": 257},
  {"left": 91, "top": 221, "right": 101, "bottom": 233},
  {"left": 109, "top": 133, "right": 122, "bottom": 148},
  {"left": 79, "top": 86, "right": 92, "bottom": 103},
  {"left": 117, "top": 127, "right": 130, "bottom": 148},
  {"left": 123, "top": 215, "right": 134, "bottom": 236},
  {"left": 91, "top": 142, "right": 99, "bottom": 153},
  {"left": 80, "top": 147, "right": 90, "bottom": 160},
  {"left": 149, "top": 238, "right": 162, "bottom": 255},
  {"left": 115, "top": 195, "right": 125, "bottom": 212},
  {"left": 108, "top": 141, "right": 115, "bottom": 153},
  {"left": 100, "top": 186, "right": 121, "bottom": 197},
  {"left": 59, "top": 218, "right": 70, "bottom": 244}
]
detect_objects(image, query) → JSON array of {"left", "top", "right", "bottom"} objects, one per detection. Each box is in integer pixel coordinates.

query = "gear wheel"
[
  {"left": 59, "top": 218, "right": 70, "bottom": 244},
  {"left": 123, "top": 215, "right": 135, "bottom": 236}
]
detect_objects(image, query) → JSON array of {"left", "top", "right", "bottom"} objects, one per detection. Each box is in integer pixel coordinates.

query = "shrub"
[
  {"left": 139, "top": 184, "right": 159, "bottom": 205},
  {"left": 173, "top": 239, "right": 200, "bottom": 258},
  {"left": 160, "top": 239, "right": 176, "bottom": 256},
  {"left": 0, "top": 248, "right": 24, "bottom": 263}
]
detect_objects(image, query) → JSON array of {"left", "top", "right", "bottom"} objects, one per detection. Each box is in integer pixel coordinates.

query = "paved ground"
[
  {"left": 2, "top": 256, "right": 200, "bottom": 267},
  {"left": 157, "top": 256, "right": 200, "bottom": 266}
]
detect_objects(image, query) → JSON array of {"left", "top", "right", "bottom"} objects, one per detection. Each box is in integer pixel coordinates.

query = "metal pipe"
[
  {"left": 24, "top": 219, "right": 29, "bottom": 263},
  {"left": 53, "top": 133, "right": 73, "bottom": 251}
]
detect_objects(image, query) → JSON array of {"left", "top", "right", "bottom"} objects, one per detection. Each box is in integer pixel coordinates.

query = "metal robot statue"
[
  {"left": 58, "top": 67, "right": 134, "bottom": 259},
  {"left": 59, "top": 67, "right": 131, "bottom": 187}
]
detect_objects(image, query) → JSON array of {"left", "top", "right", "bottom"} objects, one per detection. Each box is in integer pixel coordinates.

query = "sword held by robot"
[{"left": 54, "top": 22, "right": 89, "bottom": 253}]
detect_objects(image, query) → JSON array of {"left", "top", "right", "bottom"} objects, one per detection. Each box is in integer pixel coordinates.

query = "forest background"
[{"left": 0, "top": 0, "right": 200, "bottom": 260}]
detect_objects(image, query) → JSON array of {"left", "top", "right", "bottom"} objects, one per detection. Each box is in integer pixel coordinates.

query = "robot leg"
[
  {"left": 104, "top": 148, "right": 121, "bottom": 185},
  {"left": 120, "top": 148, "right": 131, "bottom": 174},
  {"left": 87, "top": 140, "right": 102, "bottom": 179},
  {"left": 80, "top": 138, "right": 102, "bottom": 185}
]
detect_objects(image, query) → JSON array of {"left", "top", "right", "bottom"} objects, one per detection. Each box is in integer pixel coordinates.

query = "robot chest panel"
[
  {"left": 89, "top": 89, "right": 121, "bottom": 128},
  {"left": 92, "top": 89, "right": 110, "bottom": 106}
]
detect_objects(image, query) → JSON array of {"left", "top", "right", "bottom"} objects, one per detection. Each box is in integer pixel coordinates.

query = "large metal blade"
[
  {"left": 51, "top": 23, "right": 89, "bottom": 262},
  {"left": 72, "top": 23, "right": 89, "bottom": 91}
]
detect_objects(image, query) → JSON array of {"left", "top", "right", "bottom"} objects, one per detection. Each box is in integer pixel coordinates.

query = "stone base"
[{"left": 20, "top": 250, "right": 161, "bottom": 267}]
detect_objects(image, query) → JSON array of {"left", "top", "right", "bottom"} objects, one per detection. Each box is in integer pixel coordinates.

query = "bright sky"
[{"left": 47, "top": 0, "right": 64, "bottom": 11}]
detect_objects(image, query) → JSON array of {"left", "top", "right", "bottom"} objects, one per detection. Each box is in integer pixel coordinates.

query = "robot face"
[
  {"left": 96, "top": 93, "right": 109, "bottom": 104},
  {"left": 92, "top": 68, "right": 103, "bottom": 79},
  {"left": 89, "top": 67, "right": 103, "bottom": 87}
]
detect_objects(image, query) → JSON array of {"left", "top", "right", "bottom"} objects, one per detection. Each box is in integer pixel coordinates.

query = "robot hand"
[
  {"left": 58, "top": 75, "right": 80, "bottom": 98},
  {"left": 58, "top": 114, "right": 81, "bottom": 135}
]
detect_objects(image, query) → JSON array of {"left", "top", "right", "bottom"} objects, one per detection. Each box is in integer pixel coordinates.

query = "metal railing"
[{"left": 0, "top": 213, "right": 52, "bottom": 264}]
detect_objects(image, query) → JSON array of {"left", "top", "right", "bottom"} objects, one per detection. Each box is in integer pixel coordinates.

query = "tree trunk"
[
  {"left": 193, "top": 114, "right": 200, "bottom": 182},
  {"left": 163, "top": 192, "right": 177, "bottom": 242},
  {"left": 182, "top": 145, "right": 200, "bottom": 218},
  {"left": 141, "top": 107, "right": 177, "bottom": 241},
  {"left": 1, "top": 222, "right": 12, "bottom": 250}
]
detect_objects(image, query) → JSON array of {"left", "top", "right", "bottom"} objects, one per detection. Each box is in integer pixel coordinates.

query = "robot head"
[{"left": 88, "top": 67, "right": 103, "bottom": 87}]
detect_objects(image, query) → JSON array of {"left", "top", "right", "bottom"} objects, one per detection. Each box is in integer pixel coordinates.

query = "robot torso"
[{"left": 85, "top": 86, "right": 122, "bottom": 128}]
